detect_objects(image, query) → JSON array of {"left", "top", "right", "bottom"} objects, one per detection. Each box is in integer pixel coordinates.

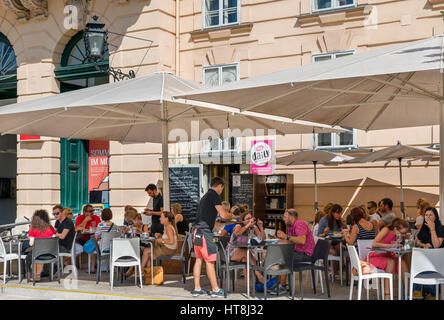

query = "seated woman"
[
  {"left": 417, "top": 207, "right": 444, "bottom": 248},
  {"left": 227, "top": 212, "right": 269, "bottom": 288},
  {"left": 219, "top": 206, "right": 241, "bottom": 238},
  {"left": 63, "top": 207, "right": 73, "bottom": 222},
  {"left": 318, "top": 204, "right": 345, "bottom": 280},
  {"left": 415, "top": 199, "right": 430, "bottom": 232},
  {"left": 412, "top": 207, "right": 444, "bottom": 299},
  {"left": 369, "top": 218, "right": 410, "bottom": 300},
  {"left": 140, "top": 211, "right": 178, "bottom": 272},
  {"left": 123, "top": 208, "right": 139, "bottom": 233},
  {"left": 343, "top": 207, "right": 376, "bottom": 245},
  {"left": 26, "top": 209, "right": 56, "bottom": 281},
  {"left": 124, "top": 213, "right": 150, "bottom": 277},
  {"left": 172, "top": 203, "right": 189, "bottom": 235},
  {"left": 312, "top": 210, "right": 326, "bottom": 239},
  {"left": 94, "top": 208, "right": 117, "bottom": 240}
]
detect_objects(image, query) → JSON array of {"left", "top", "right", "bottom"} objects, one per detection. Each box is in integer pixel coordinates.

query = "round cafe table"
[
  {"left": 140, "top": 237, "right": 156, "bottom": 285},
  {"left": 372, "top": 246, "right": 411, "bottom": 300}
]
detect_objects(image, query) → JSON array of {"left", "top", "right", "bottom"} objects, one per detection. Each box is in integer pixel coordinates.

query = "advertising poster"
[
  {"left": 88, "top": 140, "right": 110, "bottom": 193},
  {"left": 250, "top": 140, "right": 274, "bottom": 175}
]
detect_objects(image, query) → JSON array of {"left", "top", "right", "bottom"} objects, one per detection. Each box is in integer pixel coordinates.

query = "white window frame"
[
  {"left": 311, "top": 49, "right": 356, "bottom": 63},
  {"left": 311, "top": 0, "right": 356, "bottom": 13},
  {"left": 202, "top": 62, "right": 240, "bottom": 87},
  {"left": 311, "top": 49, "right": 357, "bottom": 149},
  {"left": 313, "top": 128, "right": 357, "bottom": 149},
  {"left": 202, "top": 0, "right": 241, "bottom": 29},
  {"left": 202, "top": 137, "right": 241, "bottom": 153}
]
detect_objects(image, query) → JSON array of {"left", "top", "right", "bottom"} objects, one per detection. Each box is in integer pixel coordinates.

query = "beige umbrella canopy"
[
  {"left": 277, "top": 149, "right": 353, "bottom": 212},
  {"left": 347, "top": 141, "right": 439, "bottom": 217},
  {"left": 0, "top": 72, "right": 344, "bottom": 210},
  {"left": 179, "top": 34, "right": 444, "bottom": 217}
]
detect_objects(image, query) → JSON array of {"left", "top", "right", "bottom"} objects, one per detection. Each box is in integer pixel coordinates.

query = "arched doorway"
[
  {"left": 0, "top": 33, "right": 17, "bottom": 225},
  {"left": 55, "top": 31, "right": 110, "bottom": 215}
]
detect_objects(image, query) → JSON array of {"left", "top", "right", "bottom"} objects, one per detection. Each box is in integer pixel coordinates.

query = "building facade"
[{"left": 0, "top": 0, "right": 442, "bottom": 225}]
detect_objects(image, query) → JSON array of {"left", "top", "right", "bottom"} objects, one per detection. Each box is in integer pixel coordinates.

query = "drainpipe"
[{"left": 175, "top": 0, "right": 180, "bottom": 76}]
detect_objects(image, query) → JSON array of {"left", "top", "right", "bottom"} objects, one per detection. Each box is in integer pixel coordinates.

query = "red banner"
[
  {"left": 19, "top": 135, "right": 41, "bottom": 141},
  {"left": 88, "top": 140, "right": 110, "bottom": 192}
]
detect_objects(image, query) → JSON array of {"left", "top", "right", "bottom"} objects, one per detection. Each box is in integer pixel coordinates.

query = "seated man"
[
  {"left": 53, "top": 205, "right": 75, "bottom": 263},
  {"left": 274, "top": 209, "right": 315, "bottom": 295}
]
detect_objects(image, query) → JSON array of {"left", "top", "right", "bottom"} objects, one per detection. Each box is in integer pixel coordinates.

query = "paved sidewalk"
[{"left": 0, "top": 268, "right": 386, "bottom": 300}]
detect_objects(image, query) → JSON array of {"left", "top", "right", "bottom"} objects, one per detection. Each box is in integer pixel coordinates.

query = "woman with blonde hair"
[
  {"left": 414, "top": 198, "right": 430, "bottom": 231},
  {"left": 63, "top": 207, "right": 73, "bottom": 221},
  {"left": 171, "top": 203, "right": 188, "bottom": 235},
  {"left": 140, "top": 211, "right": 178, "bottom": 271}
]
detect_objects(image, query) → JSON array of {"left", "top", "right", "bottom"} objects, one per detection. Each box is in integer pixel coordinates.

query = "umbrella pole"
[
  {"left": 441, "top": 73, "right": 444, "bottom": 222},
  {"left": 398, "top": 158, "right": 405, "bottom": 219},
  {"left": 162, "top": 103, "right": 170, "bottom": 212},
  {"left": 314, "top": 161, "right": 318, "bottom": 213}
]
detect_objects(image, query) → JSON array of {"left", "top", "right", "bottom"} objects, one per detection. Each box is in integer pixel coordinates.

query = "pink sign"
[{"left": 250, "top": 140, "right": 274, "bottom": 175}]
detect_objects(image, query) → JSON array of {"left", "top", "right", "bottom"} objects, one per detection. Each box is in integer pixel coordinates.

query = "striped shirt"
[
  {"left": 356, "top": 223, "right": 376, "bottom": 240},
  {"left": 95, "top": 221, "right": 117, "bottom": 238}
]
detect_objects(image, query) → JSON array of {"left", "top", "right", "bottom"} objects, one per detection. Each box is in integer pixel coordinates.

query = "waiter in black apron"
[
  {"left": 191, "top": 177, "right": 233, "bottom": 298},
  {"left": 143, "top": 184, "right": 164, "bottom": 236}
]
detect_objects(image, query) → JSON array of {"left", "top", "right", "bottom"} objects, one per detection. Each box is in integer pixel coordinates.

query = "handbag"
[
  {"left": 352, "top": 260, "right": 377, "bottom": 276},
  {"left": 144, "top": 266, "right": 164, "bottom": 285},
  {"left": 83, "top": 238, "right": 96, "bottom": 254}
]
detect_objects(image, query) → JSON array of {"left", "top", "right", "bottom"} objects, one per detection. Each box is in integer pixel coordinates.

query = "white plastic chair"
[
  {"left": 309, "top": 235, "right": 325, "bottom": 294},
  {"left": 327, "top": 243, "right": 343, "bottom": 286},
  {"left": 357, "top": 240, "right": 374, "bottom": 262},
  {"left": 406, "top": 247, "right": 444, "bottom": 300},
  {"left": 347, "top": 244, "right": 393, "bottom": 300},
  {"left": 0, "top": 238, "right": 19, "bottom": 284},
  {"left": 356, "top": 239, "right": 382, "bottom": 299},
  {"left": 110, "top": 238, "right": 142, "bottom": 289}
]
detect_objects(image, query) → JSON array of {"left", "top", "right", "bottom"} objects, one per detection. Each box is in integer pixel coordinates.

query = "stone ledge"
[
  {"left": 190, "top": 23, "right": 253, "bottom": 42},
  {"left": 428, "top": 0, "right": 444, "bottom": 9},
  {"left": 296, "top": 5, "right": 371, "bottom": 27}
]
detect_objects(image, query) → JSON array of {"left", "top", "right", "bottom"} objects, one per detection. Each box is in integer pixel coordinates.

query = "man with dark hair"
[
  {"left": 144, "top": 184, "right": 164, "bottom": 236},
  {"left": 367, "top": 201, "right": 381, "bottom": 223},
  {"left": 377, "top": 198, "right": 396, "bottom": 229},
  {"left": 75, "top": 204, "right": 101, "bottom": 273},
  {"left": 53, "top": 205, "right": 75, "bottom": 256},
  {"left": 274, "top": 209, "right": 316, "bottom": 295},
  {"left": 191, "top": 177, "right": 232, "bottom": 298}
]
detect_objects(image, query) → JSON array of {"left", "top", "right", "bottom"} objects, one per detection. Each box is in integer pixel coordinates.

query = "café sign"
[{"left": 250, "top": 140, "right": 274, "bottom": 174}]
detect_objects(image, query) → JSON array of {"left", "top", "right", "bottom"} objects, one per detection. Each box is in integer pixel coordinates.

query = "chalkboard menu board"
[
  {"left": 231, "top": 174, "right": 254, "bottom": 213},
  {"left": 169, "top": 165, "right": 202, "bottom": 223}
]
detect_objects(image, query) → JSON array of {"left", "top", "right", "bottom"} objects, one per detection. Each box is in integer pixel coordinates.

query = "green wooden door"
[{"left": 60, "top": 139, "right": 89, "bottom": 214}]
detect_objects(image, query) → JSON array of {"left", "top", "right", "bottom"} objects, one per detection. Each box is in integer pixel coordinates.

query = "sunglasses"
[
  {"left": 52, "top": 212, "right": 60, "bottom": 216},
  {"left": 87, "top": 210, "right": 94, "bottom": 213}
]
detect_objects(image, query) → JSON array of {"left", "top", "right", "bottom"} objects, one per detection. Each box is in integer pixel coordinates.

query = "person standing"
[
  {"left": 144, "top": 184, "right": 164, "bottom": 237},
  {"left": 192, "top": 177, "right": 233, "bottom": 298}
]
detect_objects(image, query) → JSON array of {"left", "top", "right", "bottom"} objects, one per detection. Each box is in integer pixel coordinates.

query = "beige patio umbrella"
[
  {"left": 347, "top": 141, "right": 439, "bottom": 218},
  {"left": 0, "top": 72, "right": 345, "bottom": 211},
  {"left": 179, "top": 34, "right": 444, "bottom": 218},
  {"left": 277, "top": 149, "right": 353, "bottom": 212}
]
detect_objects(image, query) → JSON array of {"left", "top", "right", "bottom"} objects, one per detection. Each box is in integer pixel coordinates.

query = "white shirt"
[
  {"left": 415, "top": 215, "right": 424, "bottom": 228},
  {"left": 369, "top": 213, "right": 381, "bottom": 222}
]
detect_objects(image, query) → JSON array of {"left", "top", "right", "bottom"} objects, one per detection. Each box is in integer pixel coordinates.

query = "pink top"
[
  {"left": 29, "top": 226, "right": 56, "bottom": 238},
  {"left": 288, "top": 219, "right": 315, "bottom": 256},
  {"left": 380, "top": 229, "right": 397, "bottom": 245},
  {"left": 368, "top": 229, "right": 398, "bottom": 273}
]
